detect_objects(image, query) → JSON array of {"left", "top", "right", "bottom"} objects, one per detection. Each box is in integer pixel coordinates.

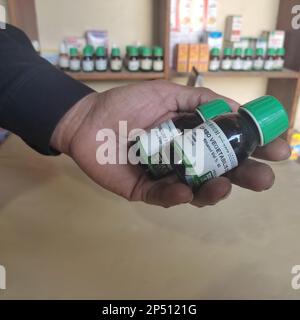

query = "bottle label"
[
  {"left": 96, "top": 59, "right": 107, "bottom": 71},
  {"left": 137, "top": 120, "right": 179, "bottom": 178},
  {"left": 264, "top": 59, "right": 273, "bottom": 71},
  {"left": 59, "top": 56, "right": 69, "bottom": 69},
  {"left": 111, "top": 59, "right": 122, "bottom": 71},
  {"left": 128, "top": 60, "right": 140, "bottom": 71},
  {"left": 69, "top": 59, "right": 81, "bottom": 71},
  {"left": 153, "top": 60, "right": 164, "bottom": 72},
  {"left": 141, "top": 59, "right": 153, "bottom": 71},
  {"left": 82, "top": 60, "right": 94, "bottom": 72},
  {"left": 232, "top": 58, "right": 242, "bottom": 70},
  {"left": 242, "top": 60, "right": 253, "bottom": 71},
  {"left": 253, "top": 58, "right": 264, "bottom": 70},
  {"left": 221, "top": 59, "right": 232, "bottom": 70},
  {"left": 138, "top": 120, "right": 179, "bottom": 158},
  {"left": 275, "top": 58, "right": 284, "bottom": 70},
  {"left": 173, "top": 121, "right": 238, "bottom": 188},
  {"left": 209, "top": 60, "right": 220, "bottom": 71}
]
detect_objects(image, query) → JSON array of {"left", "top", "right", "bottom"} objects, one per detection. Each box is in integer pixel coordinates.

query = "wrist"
[{"left": 50, "top": 92, "right": 98, "bottom": 155}]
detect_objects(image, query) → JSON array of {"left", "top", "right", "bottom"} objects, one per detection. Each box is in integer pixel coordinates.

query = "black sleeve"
[{"left": 0, "top": 24, "right": 94, "bottom": 155}]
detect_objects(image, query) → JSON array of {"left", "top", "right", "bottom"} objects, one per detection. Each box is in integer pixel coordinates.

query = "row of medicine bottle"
[
  {"left": 209, "top": 47, "right": 285, "bottom": 72},
  {"left": 58, "top": 44, "right": 164, "bottom": 73}
]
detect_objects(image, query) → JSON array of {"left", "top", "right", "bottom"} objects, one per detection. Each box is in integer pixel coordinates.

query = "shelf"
[
  {"left": 172, "top": 68, "right": 299, "bottom": 79},
  {"left": 65, "top": 70, "right": 166, "bottom": 81}
]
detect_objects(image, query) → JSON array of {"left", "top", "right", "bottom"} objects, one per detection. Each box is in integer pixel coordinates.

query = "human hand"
[{"left": 51, "top": 80, "right": 291, "bottom": 208}]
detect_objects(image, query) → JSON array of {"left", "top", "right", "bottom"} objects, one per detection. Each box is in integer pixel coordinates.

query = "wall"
[{"left": 35, "top": 0, "right": 299, "bottom": 128}]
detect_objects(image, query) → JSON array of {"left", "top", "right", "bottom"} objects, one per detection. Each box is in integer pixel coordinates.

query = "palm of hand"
[{"left": 69, "top": 80, "right": 290, "bottom": 208}]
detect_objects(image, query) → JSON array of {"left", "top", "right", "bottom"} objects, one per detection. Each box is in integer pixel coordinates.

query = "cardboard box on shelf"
[
  {"left": 198, "top": 43, "right": 209, "bottom": 72},
  {"left": 224, "top": 15, "right": 242, "bottom": 42},
  {"left": 262, "top": 30, "right": 285, "bottom": 49},
  {"left": 63, "top": 37, "right": 86, "bottom": 54},
  {"left": 188, "top": 44, "right": 200, "bottom": 72},
  {"left": 176, "top": 43, "right": 189, "bottom": 72}
]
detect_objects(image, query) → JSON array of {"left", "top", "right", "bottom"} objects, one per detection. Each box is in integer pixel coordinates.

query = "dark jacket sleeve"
[{"left": 0, "top": 24, "right": 94, "bottom": 155}]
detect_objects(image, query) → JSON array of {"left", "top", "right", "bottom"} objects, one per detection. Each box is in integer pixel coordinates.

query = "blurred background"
[{"left": 0, "top": 0, "right": 300, "bottom": 299}]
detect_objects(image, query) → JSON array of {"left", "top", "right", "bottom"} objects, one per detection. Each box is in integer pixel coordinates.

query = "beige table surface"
[{"left": 0, "top": 135, "right": 300, "bottom": 299}]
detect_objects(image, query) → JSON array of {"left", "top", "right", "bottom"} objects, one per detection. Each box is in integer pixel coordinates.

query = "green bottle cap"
[
  {"left": 255, "top": 48, "right": 264, "bottom": 56},
  {"left": 234, "top": 48, "right": 243, "bottom": 56},
  {"left": 245, "top": 48, "right": 254, "bottom": 56},
  {"left": 111, "top": 47, "right": 121, "bottom": 57},
  {"left": 196, "top": 99, "right": 232, "bottom": 121},
  {"left": 69, "top": 47, "right": 79, "bottom": 56},
  {"left": 153, "top": 46, "right": 164, "bottom": 57},
  {"left": 276, "top": 47, "right": 285, "bottom": 56},
  {"left": 267, "top": 48, "right": 276, "bottom": 56},
  {"left": 210, "top": 48, "right": 220, "bottom": 56},
  {"left": 241, "top": 95, "right": 289, "bottom": 146},
  {"left": 96, "top": 46, "right": 106, "bottom": 57},
  {"left": 83, "top": 45, "right": 94, "bottom": 56},
  {"left": 138, "top": 46, "right": 145, "bottom": 55},
  {"left": 128, "top": 46, "right": 139, "bottom": 57},
  {"left": 126, "top": 45, "right": 133, "bottom": 55},
  {"left": 223, "top": 47, "right": 232, "bottom": 56},
  {"left": 142, "top": 47, "right": 152, "bottom": 57}
]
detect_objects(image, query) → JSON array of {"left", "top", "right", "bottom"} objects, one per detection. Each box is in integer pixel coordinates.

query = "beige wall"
[{"left": 35, "top": 0, "right": 299, "bottom": 128}]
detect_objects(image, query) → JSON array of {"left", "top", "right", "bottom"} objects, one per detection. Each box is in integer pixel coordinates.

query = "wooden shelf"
[
  {"left": 65, "top": 70, "right": 165, "bottom": 81},
  {"left": 173, "top": 68, "right": 299, "bottom": 79}
]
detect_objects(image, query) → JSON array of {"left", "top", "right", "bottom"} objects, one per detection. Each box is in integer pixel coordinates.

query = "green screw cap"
[
  {"left": 69, "top": 47, "right": 79, "bottom": 56},
  {"left": 153, "top": 46, "right": 164, "bottom": 57},
  {"left": 142, "top": 47, "right": 152, "bottom": 57},
  {"left": 210, "top": 48, "right": 220, "bottom": 56},
  {"left": 241, "top": 95, "right": 289, "bottom": 146},
  {"left": 277, "top": 47, "right": 285, "bottom": 56},
  {"left": 255, "top": 48, "right": 264, "bottom": 56},
  {"left": 196, "top": 99, "right": 232, "bottom": 121},
  {"left": 111, "top": 47, "right": 121, "bottom": 57},
  {"left": 267, "top": 48, "right": 276, "bottom": 56},
  {"left": 245, "top": 48, "right": 254, "bottom": 56},
  {"left": 96, "top": 46, "right": 106, "bottom": 57},
  {"left": 234, "top": 48, "right": 243, "bottom": 56},
  {"left": 223, "top": 47, "right": 232, "bottom": 56},
  {"left": 83, "top": 45, "right": 94, "bottom": 56},
  {"left": 128, "top": 46, "right": 139, "bottom": 57}
]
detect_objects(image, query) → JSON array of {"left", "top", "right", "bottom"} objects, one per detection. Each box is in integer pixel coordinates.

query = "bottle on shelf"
[
  {"left": 253, "top": 48, "right": 265, "bottom": 71},
  {"left": 209, "top": 48, "right": 221, "bottom": 72},
  {"left": 221, "top": 47, "right": 233, "bottom": 71},
  {"left": 110, "top": 47, "right": 123, "bottom": 72},
  {"left": 264, "top": 48, "right": 276, "bottom": 71},
  {"left": 58, "top": 42, "right": 69, "bottom": 70},
  {"left": 152, "top": 46, "right": 164, "bottom": 72},
  {"left": 82, "top": 45, "right": 94, "bottom": 72},
  {"left": 69, "top": 47, "right": 81, "bottom": 72},
  {"left": 170, "top": 96, "right": 288, "bottom": 190},
  {"left": 232, "top": 48, "right": 243, "bottom": 71},
  {"left": 134, "top": 100, "right": 232, "bottom": 179},
  {"left": 242, "top": 48, "right": 254, "bottom": 71},
  {"left": 95, "top": 46, "right": 108, "bottom": 72},
  {"left": 274, "top": 48, "right": 285, "bottom": 71},
  {"left": 127, "top": 46, "right": 140, "bottom": 72},
  {"left": 140, "top": 47, "right": 153, "bottom": 72}
]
